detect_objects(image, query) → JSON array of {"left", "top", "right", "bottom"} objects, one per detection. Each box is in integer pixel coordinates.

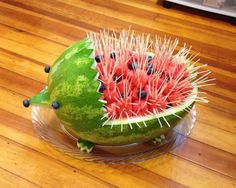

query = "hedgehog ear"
[{"left": 30, "top": 88, "right": 51, "bottom": 106}]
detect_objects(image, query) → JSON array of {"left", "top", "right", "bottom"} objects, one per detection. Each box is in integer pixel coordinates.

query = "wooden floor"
[{"left": 0, "top": 0, "right": 236, "bottom": 187}]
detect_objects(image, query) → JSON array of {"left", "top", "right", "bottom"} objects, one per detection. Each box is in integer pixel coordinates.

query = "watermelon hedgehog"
[{"left": 23, "top": 30, "right": 213, "bottom": 152}]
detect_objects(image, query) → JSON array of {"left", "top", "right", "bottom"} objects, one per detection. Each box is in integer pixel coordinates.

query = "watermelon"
[{"left": 23, "top": 31, "right": 209, "bottom": 152}]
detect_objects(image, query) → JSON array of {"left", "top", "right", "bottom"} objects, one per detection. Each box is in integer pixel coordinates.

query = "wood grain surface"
[{"left": 0, "top": 0, "right": 236, "bottom": 187}]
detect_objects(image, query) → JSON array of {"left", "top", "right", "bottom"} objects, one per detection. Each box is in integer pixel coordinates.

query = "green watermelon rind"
[
  {"left": 58, "top": 89, "right": 196, "bottom": 145},
  {"left": 30, "top": 38, "right": 197, "bottom": 146}
]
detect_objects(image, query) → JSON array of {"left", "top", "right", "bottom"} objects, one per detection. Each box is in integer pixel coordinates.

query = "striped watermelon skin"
[
  {"left": 48, "top": 39, "right": 105, "bottom": 135},
  {"left": 60, "top": 108, "right": 190, "bottom": 145},
  {"left": 30, "top": 38, "right": 195, "bottom": 145}
]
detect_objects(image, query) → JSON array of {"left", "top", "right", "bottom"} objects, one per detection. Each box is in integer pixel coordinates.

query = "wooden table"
[{"left": 0, "top": 0, "right": 236, "bottom": 187}]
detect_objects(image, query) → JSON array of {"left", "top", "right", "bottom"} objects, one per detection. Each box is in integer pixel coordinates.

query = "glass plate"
[{"left": 32, "top": 105, "right": 196, "bottom": 164}]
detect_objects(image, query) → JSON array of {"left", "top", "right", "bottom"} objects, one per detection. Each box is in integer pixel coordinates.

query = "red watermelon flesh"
[{"left": 96, "top": 51, "right": 193, "bottom": 119}]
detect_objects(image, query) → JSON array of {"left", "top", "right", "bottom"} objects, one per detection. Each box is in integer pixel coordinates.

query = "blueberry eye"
[
  {"left": 128, "top": 62, "right": 139, "bottom": 70},
  {"left": 95, "top": 55, "right": 102, "bottom": 63},
  {"left": 44, "top": 65, "right": 50, "bottom": 73},
  {"left": 138, "top": 90, "right": 147, "bottom": 99}
]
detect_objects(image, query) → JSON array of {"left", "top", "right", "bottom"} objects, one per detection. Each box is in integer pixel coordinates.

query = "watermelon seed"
[
  {"left": 52, "top": 101, "right": 60, "bottom": 109},
  {"left": 23, "top": 99, "right": 30, "bottom": 108},
  {"left": 113, "top": 75, "right": 122, "bottom": 83},
  {"left": 110, "top": 52, "right": 116, "bottom": 59},
  {"left": 121, "top": 93, "right": 128, "bottom": 98},
  {"left": 128, "top": 62, "right": 139, "bottom": 70},
  {"left": 95, "top": 55, "right": 102, "bottom": 63},
  {"left": 44, "top": 65, "right": 50, "bottom": 73},
  {"left": 166, "top": 103, "right": 173, "bottom": 109},
  {"left": 146, "top": 64, "right": 154, "bottom": 75}
]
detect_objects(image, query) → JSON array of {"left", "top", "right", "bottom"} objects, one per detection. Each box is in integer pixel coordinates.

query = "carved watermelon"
[{"left": 23, "top": 30, "right": 211, "bottom": 152}]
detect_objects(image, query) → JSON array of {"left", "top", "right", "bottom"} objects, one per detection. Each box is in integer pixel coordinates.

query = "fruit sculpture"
[{"left": 23, "top": 30, "right": 212, "bottom": 152}]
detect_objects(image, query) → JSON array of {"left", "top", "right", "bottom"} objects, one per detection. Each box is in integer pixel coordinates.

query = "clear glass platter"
[{"left": 32, "top": 105, "right": 196, "bottom": 164}]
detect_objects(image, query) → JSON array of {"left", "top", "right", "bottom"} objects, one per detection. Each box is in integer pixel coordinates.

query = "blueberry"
[
  {"left": 99, "top": 83, "right": 105, "bottom": 93},
  {"left": 52, "top": 101, "right": 60, "bottom": 109},
  {"left": 147, "top": 55, "right": 152, "bottom": 62},
  {"left": 23, "top": 99, "right": 30, "bottom": 108},
  {"left": 110, "top": 52, "right": 116, "bottom": 59},
  {"left": 44, "top": 65, "right": 50, "bottom": 73},
  {"left": 166, "top": 103, "right": 173, "bottom": 109},
  {"left": 128, "top": 62, "right": 139, "bottom": 70},
  {"left": 138, "top": 90, "right": 147, "bottom": 99},
  {"left": 146, "top": 63, "right": 154, "bottom": 75},
  {"left": 95, "top": 55, "right": 102, "bottom": 63}
]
